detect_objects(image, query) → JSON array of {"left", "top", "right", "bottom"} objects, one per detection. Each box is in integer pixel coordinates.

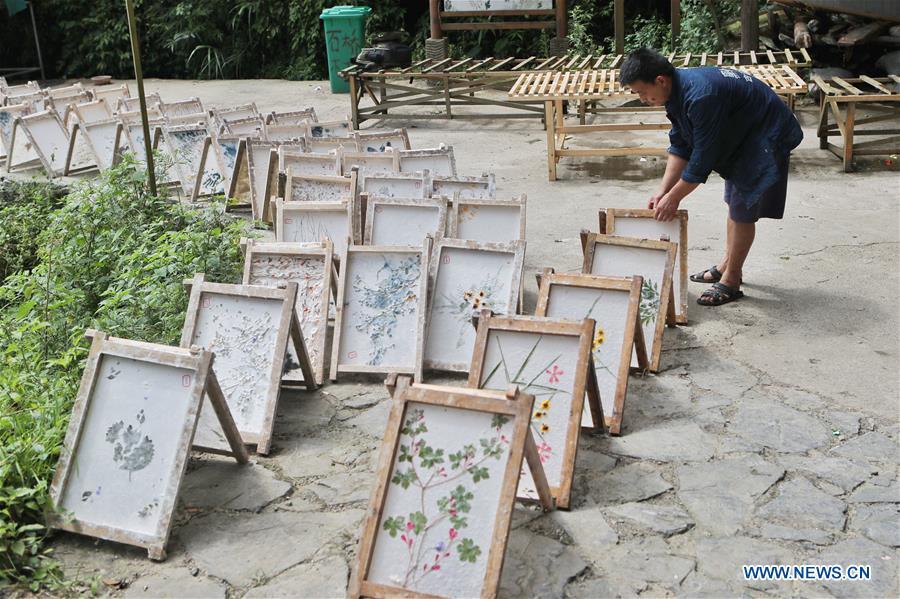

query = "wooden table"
[
  {"left": 508, "top": 65, "right": 808, "bottom": 181},
  {"left": 340, "top": 49, "right": 810, "bottom": 129},
  {"left": 814, "top": 75, "right": 900, "bottom": 172}
]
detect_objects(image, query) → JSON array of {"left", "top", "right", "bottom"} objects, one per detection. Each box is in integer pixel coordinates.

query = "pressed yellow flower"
[
  {"left": 533, "top": 410, "right": 543, "bottom": 419},
  {"left": 592, "top": 327, "right": 605, "bottom": 351},
  {"left": 540, "top": 423, "right": 550, "bottom": 433},
  {"left": 540, "top": 399, "right": 551, "bottom": 410}
]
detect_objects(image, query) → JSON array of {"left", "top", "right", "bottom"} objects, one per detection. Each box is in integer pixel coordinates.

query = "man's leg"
[
  {"left": 720, "top": 217, "right": 755, "bottom": 289},
  {"left": 697, "top": 217, "right": 731, "bottom": 281}
]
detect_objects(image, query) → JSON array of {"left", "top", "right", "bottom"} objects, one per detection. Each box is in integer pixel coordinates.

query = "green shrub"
[
  {"left": 0, "top": 180, "right": 68, "bottom": 284},
  {"left": 0, "top": 158, "right": 249, "bottom": 589}
]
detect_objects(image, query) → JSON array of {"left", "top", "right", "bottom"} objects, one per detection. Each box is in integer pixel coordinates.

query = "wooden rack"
[
  {"left": 340, "top": 50, "right": 811, "bottom": 128},
  {"left": 814, "top": 75, "right": 900, "bottom": 172},
  {"left": 507, "top": 65, "right": 808, "bottom": 181}
]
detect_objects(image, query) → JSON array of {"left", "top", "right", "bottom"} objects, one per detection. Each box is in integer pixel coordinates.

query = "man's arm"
[{"left": 650, "top": 153, "right": 688, "bottom": 207}]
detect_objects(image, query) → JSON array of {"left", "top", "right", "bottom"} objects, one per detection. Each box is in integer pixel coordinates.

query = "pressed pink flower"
[
  {"left": 406, "top": 521, "right": 415, "bottom": 531},
  {"left": 431, "top": 565, "right": 441, "bottom": 571},
  {"left": 546, "top": 364, "right": 564, "bottom": 384},
  {"left": 449, "top": 528, "right": 458, "bottom": 540}
]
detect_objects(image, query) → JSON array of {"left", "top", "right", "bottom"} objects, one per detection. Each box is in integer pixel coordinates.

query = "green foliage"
[
  {"left": 0, "top": 180, "right": 68, "bottom": 283},
  {"left": 0, "top": 158, "right": 249, "bottom": 589}
]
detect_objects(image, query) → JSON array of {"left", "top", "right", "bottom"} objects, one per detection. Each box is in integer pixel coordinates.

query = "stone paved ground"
[{"left": 30, "top": 79, "right": 899, "bottom": 597}]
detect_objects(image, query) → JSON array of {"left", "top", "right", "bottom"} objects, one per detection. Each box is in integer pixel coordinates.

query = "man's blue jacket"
[{"left": 665, "top": 67, "right": 803, "bottom": 207}]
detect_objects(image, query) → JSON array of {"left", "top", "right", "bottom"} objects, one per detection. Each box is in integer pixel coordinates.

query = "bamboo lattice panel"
[
  {"left": 509, "top": 65, "right": 808, "bottom": 101},
  {"left": 814, "top": 75, "right": 900, "bottom": 102},
  {"left": 341, "top": 49, "right": 811, "bottom": 79}
]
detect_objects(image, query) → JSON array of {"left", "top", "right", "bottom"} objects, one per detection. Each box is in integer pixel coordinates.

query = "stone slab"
[
  {"left": 756, "top": 477, "right": 847, "bottom": 531},
  {"left": 813, "top": 537, "right": 899, "bottom": 598},
  {"left": 181, "top": 461, "right": 291, "bottom": 511},
  {"left": 244, "top": 556, "right": 348, "bottom": 598},
  {"left": 499, "top": 529, "right": 588, "bottom": 598},
  {"left": 696, "top": 536, "right": 795, "bottom": 592},
  {"left": 727, "top": 400, "right": 832, "bottom": 453},
  {"left": 851, "top": 504, "right": 900, "bottom": 548},
  {"left": 777, "top": 454, "right": 873, "bottom": 493},
  {"left": 848, "top": 481, "right": 900, "bottom": 503},
  {"left": 178, "top": 511, "right": 357, "bottom": 587},
  {"left": 590, "top": 462, "right": 673, "bottom": 506},
  {"left": 307, "top": 471, "right": 373, "bottom": 505},
  {"left": 601, "top": 421, "right": 716, "bottom": 462},
  {"left": 549, "top": 502, "right": 618, "bottom": 560},
  {"left": 831, "top": 432, "right": 899, "bottom": 465},
  {"left": 124, "top": 568, "right": 226, "bottom": 598},
  {"left": 605, "top": 502, "right": 694, "bottom": 536},
  {"left": 677, "top": 455, "right": 783, "bottom": 535}
]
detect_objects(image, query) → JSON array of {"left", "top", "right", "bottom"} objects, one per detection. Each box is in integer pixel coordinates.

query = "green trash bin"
[{"left": 320, "top": 5, "right": 372, "bottom": 93}]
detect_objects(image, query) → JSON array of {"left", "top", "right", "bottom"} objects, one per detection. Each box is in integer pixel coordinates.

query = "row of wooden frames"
[{"left": 45, "top": 204, "right": 688, "bottom": 592}]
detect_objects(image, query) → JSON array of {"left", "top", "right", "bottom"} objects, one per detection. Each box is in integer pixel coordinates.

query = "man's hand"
[
  {"left": 654, "top": 193, "right": 681, "bottom": 222},
  {"left": 647, "top": 191, "right": 665, "bottom": 209}
]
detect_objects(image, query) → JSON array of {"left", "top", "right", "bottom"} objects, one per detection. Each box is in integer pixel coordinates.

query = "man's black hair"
[{"left": 620, "top": 48, "right": 676, "bottom": 85}]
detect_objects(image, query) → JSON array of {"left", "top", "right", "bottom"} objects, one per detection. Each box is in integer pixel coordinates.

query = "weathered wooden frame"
[
  {"left": 349, "top": 375, "right": 552, "bottom": 599},
  {"left": 362, "top": 171, "right": 430, "bottom": 198},
  {"left": 7, "top": 110, "right": 70, "bottom": 176},
  {"left": 160, "top": 122, "right": 214, "bottom": 199},
  {"left": 340, "top": 147, "right": 399, "bottom": 177},
  {"left": 307, "top": 118, "right": 354, "bottom": 139},
  {"left": 91, "top": 83, "right": 130, "bottom": 107},
  {"left": 118, "top": 93, "right": 162, "bottom": 114},
  {"left": 119, "top": 118, "right": 163, "bottom": 167},
  {"left": 467, "top": 312, "right": 600, "bottom": 509},
  {"left": 305, "top": 134, "right": 359, "bottom": 154},
  {"left": 274, "top": 197, "right": 360, "bottom": 256},
  {"left": 280, "top": 147, "right": 341, "bottom": 177},
  {"left": 356, "top": 128, "right": 411, "bottom": 152},
  {"left": 266, "top": 123, "right": 310, "bottom": 142},
  {"left": 160, "top": 97, "right": 204, "bottom": 119},
  {"left": 267, "top": 108, "right": 318, "bottom": 125},
  {"left": 241, "top": 238, "right": 333, "bottom": 386},
  {"left": 448, "top": 195, "right": 526, "bottom": 242},
  {"left": 432, "top": 173, "right": 496, "bottom": 199},
  {"left": 399, "top": 145, "right": 457, "bottom": 177},
  {"left": 0, "top": 103, "right": 31, "bottom": 162},
  {"left": 285, "top": 169, "right": 358, "bottom": 203},
  {"left": 210, "top": 103, "right": 260, "bottom": 128},
  {"left": 581, "top": 233, "right": 676, "bottom": 373},
  {"left": 64, "top": 117, "right": 122, "bottom": 175},
  {"left": 424, "top": 238, "right": 527, "bottom": 372},
  {"left": 602, "top": 208, "right": 689, "bottom": 325},
  {"left": 246, "top": 140, "right": 283, "bottom": 221},
  {"left": 331, "top": 240, "right": 431, "bottom": 382},
  {"left": 46, "top": 329, "right": 248, "bottom": 561},
  {"left": 363, "top": 196, "right": 449, "bottom": 245},
  {"left": 220, "top": 115, "right": 266, "bottom": 138},
  {"left": 180, "top": 274, "right": 315, "bottom": 455},
  {"left": 534, "top": 270, "right": 648, "bottom": 435}
]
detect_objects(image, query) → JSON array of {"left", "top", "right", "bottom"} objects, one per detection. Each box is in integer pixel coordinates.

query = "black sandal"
[
  {"left": 690, "top": 265, "right": 723, "bottom": 283},
  {"left": 698, "top": 282, "right": 744, "bottom": 306}
]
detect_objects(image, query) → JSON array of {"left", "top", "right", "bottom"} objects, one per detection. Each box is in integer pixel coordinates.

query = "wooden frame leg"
[
  {"left": 843, "top": 103, "right": 856, "bottom": 173},
  {"left": 817, "top": 94, "right": 829, "bottom": 150},
  {"left": 545, "top": 101, "right": 557, "bottom": 181}
]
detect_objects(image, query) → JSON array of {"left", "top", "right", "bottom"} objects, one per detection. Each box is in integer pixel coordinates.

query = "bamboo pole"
[{"left": 124, "top": 0, "right": 157, "bottom": 196}]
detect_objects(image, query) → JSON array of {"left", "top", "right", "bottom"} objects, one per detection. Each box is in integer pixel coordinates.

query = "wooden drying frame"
[
  {"left": 340, "top": 147, "right": 399, "bottom": 177},
  {"left": 266, "top": 122, "right": 311, "bottom": 142},
  {"left": 349, "top": 375, "right": 552, "bottom": 599},
  {"left": 399, "top": 145, "right": 458, "bottom": 177},
  {"left": 448, "top": 195, "right": 526, "bottom": 241},
  {"left": 160, "top": 97, "right": 204, "bottom": 119},
  {"left": 241, "top": 238, "right": 333, "bottom": 386},
  {"left": 330, "top": 240, "right": 431, "bottom": 383},
  {"left": 285, "top": 169, "right": 358, "bottom": 203},
  {"left": 467, "top": 312, "right": 600, "bottom": 509},
  {"left": 0, "top": 103, "right": 31, "bottom": 161},
  {"left": 601, "top": 208, "right": 689, "bottom": 325},
  {"left": 363, "top": 196, "right": 449, "bottom": 245},
  {"left": 534, "top": 270, "right": 649, "bottom": 435},
  {"left": 280, "top": 147, "right": 342, "bottom": 177},
  {"left": 432, "top": 0, "right": 566, "bottom": 36},
  {"left": 47, "top": 329, "right": 247, "bottom": 561},
  {"left": 424, "top": 238, "right": 527, "bottom": 372},
  {"left": 362, "top": 171, "right": 431, "bottom": 199},
  {"left": 432, "top": 173, "right": 496, "bottom": 199},
  {"left": 356, "top": 128, "right": 411, "bottom": 152},
  {"left": 7, "top": 110, "right": 69, "bottom": 176},
  {"left": 581, "top": 233, "right": 676, "bottom": 373},
  {"left": 64, "top": 117, "right": 122, "bottom": 176},
  {"left": 267, "top": 108, "right": 318, "bottom": 125},
  {"left": 274, "top": 197, "right": 360, "bottom": 254},
  {"left": 180, "top": 273, "right": 315, "bottom": 455},
  {"left": 159, "top": 122, "right": 214, "bottom": 200}
]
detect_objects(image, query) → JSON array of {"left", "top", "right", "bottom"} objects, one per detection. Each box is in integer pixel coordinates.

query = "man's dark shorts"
[{"left": 724, "top": 153, "right": 790, "bottom": 223}]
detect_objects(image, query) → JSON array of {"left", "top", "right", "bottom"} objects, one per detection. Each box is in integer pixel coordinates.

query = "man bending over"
[{"left": 620, "top": 48, "right": 803, "bottom": 306}]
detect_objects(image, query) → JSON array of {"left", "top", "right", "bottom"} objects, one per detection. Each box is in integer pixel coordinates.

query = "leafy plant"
[
  {"left": 0, "top": 180, "right": 68, "bottom": 284},
  {"left": 0, "top": 157, "right": 249, "bottom": 589}
]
